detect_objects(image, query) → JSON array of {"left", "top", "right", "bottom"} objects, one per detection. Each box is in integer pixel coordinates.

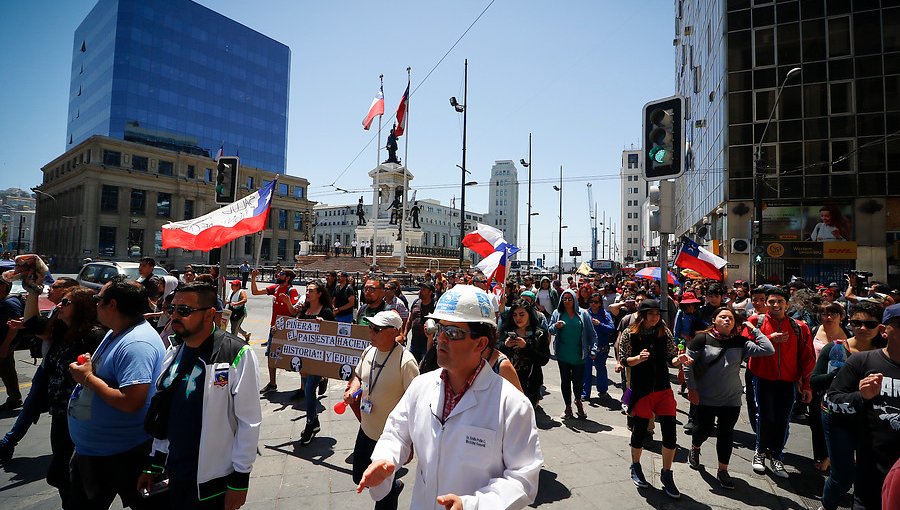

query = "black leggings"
[
  {"left": 558, "top": 361, "right": 584, "bottom": 407},
  {"left": 692, "top": 405, "right": 741, "bottom": 465},
  {"left": 630, "top": 415, "right": 677, "bottom": 450}
]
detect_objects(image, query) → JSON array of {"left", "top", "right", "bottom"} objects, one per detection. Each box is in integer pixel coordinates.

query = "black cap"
[
  {"left": 418, "top": 281, "right": 435, "bottom": 292},
  {"left": 639, "top": 299, "right": 661, "bottom": 312}
]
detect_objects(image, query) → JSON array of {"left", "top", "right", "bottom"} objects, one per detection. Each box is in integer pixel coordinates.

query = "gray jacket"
[{"left": 683, "top": 328, "right": 774, "bottom": 407}]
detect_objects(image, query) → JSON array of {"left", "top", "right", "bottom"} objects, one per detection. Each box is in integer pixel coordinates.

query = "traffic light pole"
[{"left": 659, "top": 233, "right": 669, "bottom": 317}]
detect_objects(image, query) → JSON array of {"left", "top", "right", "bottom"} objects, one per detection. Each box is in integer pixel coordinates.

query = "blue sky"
[{"left": 0, "top": 0, "right": 674, "bottom": 264}]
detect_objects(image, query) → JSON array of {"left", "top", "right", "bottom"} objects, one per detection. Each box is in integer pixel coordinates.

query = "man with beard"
[
  {"left": 357, "top": 278, "right": 393, "bottom": 327},
  {"left": 138, "top": 282, "right": 261, "bottom": 510},
  {"left": 251, "top": 269, "right": 299, "bottom": 394}
]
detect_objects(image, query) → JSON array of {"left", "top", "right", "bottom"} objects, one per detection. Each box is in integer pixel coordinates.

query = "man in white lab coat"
[{"left": 357, "top": 285, "right": 543, "bottom": 509}]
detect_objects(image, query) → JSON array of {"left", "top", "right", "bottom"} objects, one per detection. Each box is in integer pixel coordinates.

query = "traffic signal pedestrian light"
[
  {"left": 642, "top": 96, "right": 685, "bottom": 180},
  {"left": 215, "top": 156, "right": 239, "bottom": 204}
]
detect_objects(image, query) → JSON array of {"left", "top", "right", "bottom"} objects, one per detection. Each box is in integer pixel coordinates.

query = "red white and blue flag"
[
  {"left": 161, "top": 180, "right": 275, "bottom": 251},
  {"left": 463, "top": 223, "right": 520, "bottom": 283},
  {"left": 394, "top": 83, "right": 409, "bottom": 137},
  {"left": 362, "top": 85, "right": 384, "bottom": 131},
  {"left": 674, "top": 237, "right": 727, "bottom": 281}
]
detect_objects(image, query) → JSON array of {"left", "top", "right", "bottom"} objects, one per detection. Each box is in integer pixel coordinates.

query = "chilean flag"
[
  {"left": 674, "top": 237, "right": 727, "bottom": 281},
  {"left": 161, "top": 180, "right": 275, "bottom": 251},
  {"left": 464, "top": 224, "right": 520, "bottom": 282},
  {"left": 394, "top": 83, "right": 409, "bottom": 137},
  {"left": 362, "top": 85, "right": 384, "bottom": 131}
]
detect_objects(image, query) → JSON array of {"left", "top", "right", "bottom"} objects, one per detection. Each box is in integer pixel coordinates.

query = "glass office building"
[{"left": 67, "top": 0, "right": 290, "bottom": 173}]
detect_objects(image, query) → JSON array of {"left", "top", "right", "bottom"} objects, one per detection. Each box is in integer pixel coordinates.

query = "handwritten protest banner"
[{"left": 270, "top": 317, "right": 371, "bottom": 380}]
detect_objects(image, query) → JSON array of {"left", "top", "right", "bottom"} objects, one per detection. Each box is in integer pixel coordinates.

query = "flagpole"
[
  {"left": 399, "top": 67, "right": 411, "bottom": 272},
  {"left": 373, "top": 74, "right": 383, "bottom": 269}
]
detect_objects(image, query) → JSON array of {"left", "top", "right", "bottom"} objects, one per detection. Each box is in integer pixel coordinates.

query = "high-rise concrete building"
[
  {"left": 485, "top": 160, "right": 519, "bottom": 247},
  {"left": 673, "top": 0, "right": 900, "bottom": 286},
  {"left": 67, "top": 0, "right": 290, "bottom": 172},
  {"left": 620, "top": 150, "right": 647, "bottom": 263},
  {"left": 0, "top": 189, "right": 36, "bottom": 254}
]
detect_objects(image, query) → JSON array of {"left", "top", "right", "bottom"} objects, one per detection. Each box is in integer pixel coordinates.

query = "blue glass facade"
[{"left": 67, "top": 0, "right": 290, "bottom": 173}]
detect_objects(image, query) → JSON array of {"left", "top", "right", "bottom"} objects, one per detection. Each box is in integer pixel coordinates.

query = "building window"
[
  {"left": 132, "top": 155, "right": 148, "bottom": 172},
  {"left": 156, "top": 193, "right": 171, "bottom": 217},
  {"left": 186, "top": 165, "right": 195, "bottom": 179},
  {"left": 294, "top": 186, "right": 304, "bottom": 199},
  {"left": 100, "top": 185, "right": 118, "bottom": 212},
  {"left": 244, "top": 236, "right": 254, "bottom": 255},
  {"left": 184, "top": 199, "right": 194, "bottom": 220},
  {"left": 205, "top": 168, "right": 213, "bottom": 182},
  {"left": 127, "top": 229, "right": 143, "bottom": 256},
  {"left": 98, "top": 226, "right": 116, "bottom": 257},
  {"left": 829, "top": 81, "right": 853, "bottom": 115},
  {"left": 278, "top": 209, "right": 288, "bottom": 229},
  {"left": 247, "top": 176, "right": 254, "bottom": 189},
  {"left": 278, "top": 183, "right": 289, "bottom": 196},
  {"left": 158, "top": 160, "right": 174, "bottom": 176},
  {"left": 261, "top": 238, "right": 271, "bottom": 260},
  {"left": 277, "top": 239, "right": 287, "bottom": 261},
  {"left": 103, "top": 150, "right": 121, "bottom": 167},
  {"left": 293, "top": 211, "right": 302, "bottom": 230},
  {"left": 130, "top": 190, "right": 146, "bottom": 216}
]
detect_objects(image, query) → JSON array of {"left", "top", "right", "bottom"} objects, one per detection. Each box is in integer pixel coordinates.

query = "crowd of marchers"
[{"left": 1, "top": 254, "right": 899, "bottom": 510}]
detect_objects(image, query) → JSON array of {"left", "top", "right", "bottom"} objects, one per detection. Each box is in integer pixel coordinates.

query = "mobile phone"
[
  {"left": 507, "top": 332, "right": 517, "bottom": 339},
  {"left": 141, "top": 479, "right": 170, "bottom": 498}
]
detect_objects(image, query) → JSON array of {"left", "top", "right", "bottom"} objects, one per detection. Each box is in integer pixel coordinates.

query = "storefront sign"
[{"left": 763, "top": 241, "right": 857, "bottom": 260}]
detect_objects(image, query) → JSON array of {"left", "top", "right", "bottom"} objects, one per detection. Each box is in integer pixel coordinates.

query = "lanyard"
[{"left": 367, "top": 342, "right": 398, "bottom": 395}]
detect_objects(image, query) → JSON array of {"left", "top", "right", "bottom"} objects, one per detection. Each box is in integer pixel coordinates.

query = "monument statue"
[
  {"left": 409, "top": 201, "right": 421, "bottom": 229},
  {"left": 384, "top": 124, "right": 400, "bottom": 164},
  {"left": 387, "top": 186, "right": 402, "bottom": 225},
  {"left": 356, "top": 196, "right": 366, "bottom": 225}
]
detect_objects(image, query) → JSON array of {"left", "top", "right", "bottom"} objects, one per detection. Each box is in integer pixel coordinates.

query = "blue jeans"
[
  {"left": 1, "top": 363, "right": 47, "bottom": 447},
  {"left": 581, "top": 346, "right": 609, "bottom": 399},
  {"left": 304, "top": 375, "right": 321, "bottom": 423},
  {"left": 335, "top": 312, "right": 354, "bottom": 324},
  {"left": 820, "top": 412, "right": 856, "bottom": 510},
  {"left": 752, "top": 376, "right": 796, "bottom": 460}
]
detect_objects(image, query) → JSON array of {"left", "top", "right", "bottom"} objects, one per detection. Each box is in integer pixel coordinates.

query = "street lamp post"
[
  {"left": 450, "top": 59, "right": 468, "bottom": 269},
  {"left": 552, "top": 164, "right": 563, "bottom": 268},
  {"left": 520, "top": 133, "right": 532, "bottom": 268},
  {"left": 753, "top": 67, "right": 801, "bottom": 284}
]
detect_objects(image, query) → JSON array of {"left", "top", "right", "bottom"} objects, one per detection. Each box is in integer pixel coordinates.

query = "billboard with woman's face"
[{"left": 762, "top": 204, "right": 853, "bottom": 242}]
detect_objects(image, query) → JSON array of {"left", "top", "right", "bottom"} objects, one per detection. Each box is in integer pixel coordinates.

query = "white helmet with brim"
[{"left": 427, "top": 284, "right": 496, "bottom": 325}]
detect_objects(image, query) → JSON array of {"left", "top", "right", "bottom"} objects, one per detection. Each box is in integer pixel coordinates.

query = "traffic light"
[
  {"left": 215, "top": 156, "right": 239, "bottom": 204},
  {"left": 642, "top": 95, "right": 685, "bottom": 180},
  {"left": 647, "top": 180, "right": 675, "bottom": 233}
]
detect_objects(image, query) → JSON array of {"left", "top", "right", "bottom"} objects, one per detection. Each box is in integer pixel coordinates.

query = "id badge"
[{"left": 361, "top": 399, "right": 373, "bottom": 414}]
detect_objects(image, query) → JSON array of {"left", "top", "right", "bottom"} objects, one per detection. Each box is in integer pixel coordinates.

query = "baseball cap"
[
  {"left": 639, "top": 299, "right": 661, "bottom": 312},
  {"left": 679, "top": 292, "right": 701, "bottom": 305},
  {"left": 882, "top": 304, "right": 900, "bottom": 325},
  {"left": 369, "top": 310, "right": 403, "bottom": 329},
  {"left": 418, "top": 281, "right": 435, "bottom": 292},
  {"left": 340, "top": 271, "right": 348, "bottom": 277},
  {"left": 230, "top": 279, "right": 241, "bottom": 286},
  {"left": 828, "top": 282, "right": 840, "bottom": 288}
]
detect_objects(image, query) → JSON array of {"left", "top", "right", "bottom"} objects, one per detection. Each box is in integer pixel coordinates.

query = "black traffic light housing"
[
  {"left": 215, "top": 156, "right": 240, "bottom": 204},
  {"left": 642, "top": 95, "right": 685, "bottom": 180}
]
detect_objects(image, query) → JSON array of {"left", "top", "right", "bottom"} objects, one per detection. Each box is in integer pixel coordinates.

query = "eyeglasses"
[
  {"left": 92, "top": 294, "right": 107, "bottom": 304},
  {"left": 819, "top": 312, "right": 839, "bottom": 318},
  {"left": 58, "top": 298, "right": 72, "bottom": 307},
  {"left": 435, "top": 323, "right": 471, "bottom": 341},
  {"left": 849, "top": 319, "right": 880, "bottom": 329},
  {"left": 369, "top": 325, "right": 386, "bottom": 333},
  {"left": 164, "top": 305, "right": 209, "bottom": 317},
  {"left": 589, "top": 300, "right": 601, "bottom": 304},
  {"left": 363, "top": 286, "right": 382, "bottom": 292},
  {"left": 561, "top": 297, "right": 574, "bottom": 302}
]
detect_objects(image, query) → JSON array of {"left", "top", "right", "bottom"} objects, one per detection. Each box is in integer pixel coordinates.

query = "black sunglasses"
[
  {"left": 92, "top": 294, "right": 107, "bottom": 304},
  {"left": 369, "top": 325, "right": 386, "bottom": 333},
  {"left": 59, "top": 298, "right": 72, "bottom": 307},
  {"left": 164, "top": 305, "right": 209, "bottom": 317},
  {"left": 849, "top": 319, "right": 880, "bottom": 329}
]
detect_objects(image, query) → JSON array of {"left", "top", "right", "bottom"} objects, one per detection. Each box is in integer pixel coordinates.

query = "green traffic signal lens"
[{"left": 653, "top": 149, "right": 667, "bottom": 164}]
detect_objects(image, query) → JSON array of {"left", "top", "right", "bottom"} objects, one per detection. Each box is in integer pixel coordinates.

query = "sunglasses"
[
  {"left": 819, "top": 312, "right": 840, "bottom": 318},
  {"left": 92, "top": 294, "right": 107, "bottom": 304},
  {"left": 849, "top": 319, "right": 880, "bottom": 329},
  {"left": 589, "top": 300, "right": 601, "bottom": 304},
  {"left": 435, "top": 323, "right": 471, "bottom": 341},
  {"left": 363, "top": 286, "right": 381, "bottom": 292},
  {"left": 59, "top": 298, "right": 72, "bottom": 307},
  {"left": 164, "top": 305, "right": 209, "bottom": 317},
  {"left": 369, "top": 325, "right": 386, "bottom": 333}
]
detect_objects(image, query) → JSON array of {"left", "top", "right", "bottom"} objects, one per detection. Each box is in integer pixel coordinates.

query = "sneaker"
[
  {"left": 0, "top": 440, "right": 14, "bottom": 462},
  {"left": 683, "top": 419, "right": 695, "bottom": 435},
  {"left": 688, "top": 447, "right": 701, "bottom": 469},
  {"left": 717, "top": 470, "right": 735, "bottom": 490},
  {"left": 299, "top": 419, "right": 320, "bottom": 445},
  {"left": 770, "top": 458, "right": 789, "bottom": 479},
  {"left": 260, "top": 383, "right": 277, "bottom": 394},
  {"left": 561, "top": 407, "right": 574, "bottom": 420},
  {"left": 660, "top": 469, "right": 680, "bottom": 498},
  {"left": 574, "top": 399, "right": 587, "bottom": 420},
  {"left": 752, "top": 452, "right": 767, "bottom": 474},
  {"left": 630, "top": 463, "right": 649, "bottom": 488},
  {"left": 0, "top": 398, "right": 23, "bottom": 412},
  {"left": 261, "top": 341, "right": 269, "bottom": 347}
]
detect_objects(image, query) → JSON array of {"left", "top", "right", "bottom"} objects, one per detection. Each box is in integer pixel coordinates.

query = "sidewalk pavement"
[{"left": 0, "top": 291, "right": 845, "bottom": 509}]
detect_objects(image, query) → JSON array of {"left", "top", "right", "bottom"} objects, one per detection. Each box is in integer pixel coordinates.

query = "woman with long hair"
[
  {"left": 577, "top": 284, "right": 593, "bottom": 310},
  {"left": 618, "top": 299, "right": 692, "bottom": 498},
  {"left": 808, "top": 302, "right": 848, "bottom": 473},
  {"left": 809, "top": 205, "right": 851, "bottom": 241},
  {"left": 498, "top": 299, "right": 551, "bottom": 406},
  {"left": 226, "top": 279, "right": 251, "bottom": 341},
  {"left": 548, "top": 289, "right": 597, "bottom": 420},
  {"left": 284, "top": 280, "right": 335, "bottom": 445},
  {"left": 683, "top": 307, "right": 774, "bottom": 489},
  {"left": 46, "top": 287, "right": 105, "bottom": 507}
]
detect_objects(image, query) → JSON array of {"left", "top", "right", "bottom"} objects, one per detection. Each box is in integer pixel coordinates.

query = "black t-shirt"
[
  {"left": 408, "top": 298, "right": 436, "bottom": 347},
  {"left": 166, "top": 336, "right": 214, "bottom": 482},
  {"left": 826, "top": 349, "right": 900, "bottom": 476},
  {"left": 333, "top": 283, "right": 357, "bottom": 311}
]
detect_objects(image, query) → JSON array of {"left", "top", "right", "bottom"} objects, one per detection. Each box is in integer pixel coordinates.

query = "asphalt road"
[{"left": 0, "top": 288, "right": 847, "bottom": 509}]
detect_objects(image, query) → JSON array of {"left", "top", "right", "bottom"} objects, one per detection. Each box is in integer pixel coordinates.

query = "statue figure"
[
  {"left": 409, "top": 201, "right": 421, "bottom": 228},
  {"left": 356, "top": 196, "right": 366, "bottom": 225},
  {"left": 387, "top": 187, "right": 402, "bottom": 225},
  {"left": 384, "top": 124, "right": 400, "bottom": 164}
]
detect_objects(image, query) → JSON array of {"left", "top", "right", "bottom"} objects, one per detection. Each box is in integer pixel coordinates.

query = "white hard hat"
[{"left": 427, "top": 284, "right": 496, "bottom": 325}]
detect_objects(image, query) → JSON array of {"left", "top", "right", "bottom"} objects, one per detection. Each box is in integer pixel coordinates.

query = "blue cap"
[{"left": 883, "top": 304, "right": 900, "bottom": 325}]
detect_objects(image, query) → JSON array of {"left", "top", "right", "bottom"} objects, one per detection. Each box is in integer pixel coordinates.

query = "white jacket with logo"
[
  {"left": 369, "top": 363, "right": 543, "bottom": 509},
  {"left": 147, "top": 330, "right": 261, "bottom": 500}
]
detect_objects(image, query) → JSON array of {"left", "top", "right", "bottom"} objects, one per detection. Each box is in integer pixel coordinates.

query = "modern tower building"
[
  {"left": 673, "top": 0, "right": 900, "bottom": 285},
  {"left": 485, "top": 160, "right": 519, "bottom": 247},
  {"left": 67, "top": 0, "right": 290, "bottom": 172},
  {"left": 620, "top": 150, "right": 647, "bottom": 264}
]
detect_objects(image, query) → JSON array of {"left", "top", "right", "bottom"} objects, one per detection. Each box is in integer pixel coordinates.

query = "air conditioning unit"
[
  {"left": 731, "top": 238, "right": 750, "bottom": 254},
  {"left": 684, "top": 26, "right": 694, "bottom": 35}
]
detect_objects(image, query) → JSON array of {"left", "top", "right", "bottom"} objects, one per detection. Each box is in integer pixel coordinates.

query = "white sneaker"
[
  {"left": 752, "top": 452, "right": 766, "bottom": 474},
  {"left": 770, "top": 458, "right": 789, "bottom": 478}
]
